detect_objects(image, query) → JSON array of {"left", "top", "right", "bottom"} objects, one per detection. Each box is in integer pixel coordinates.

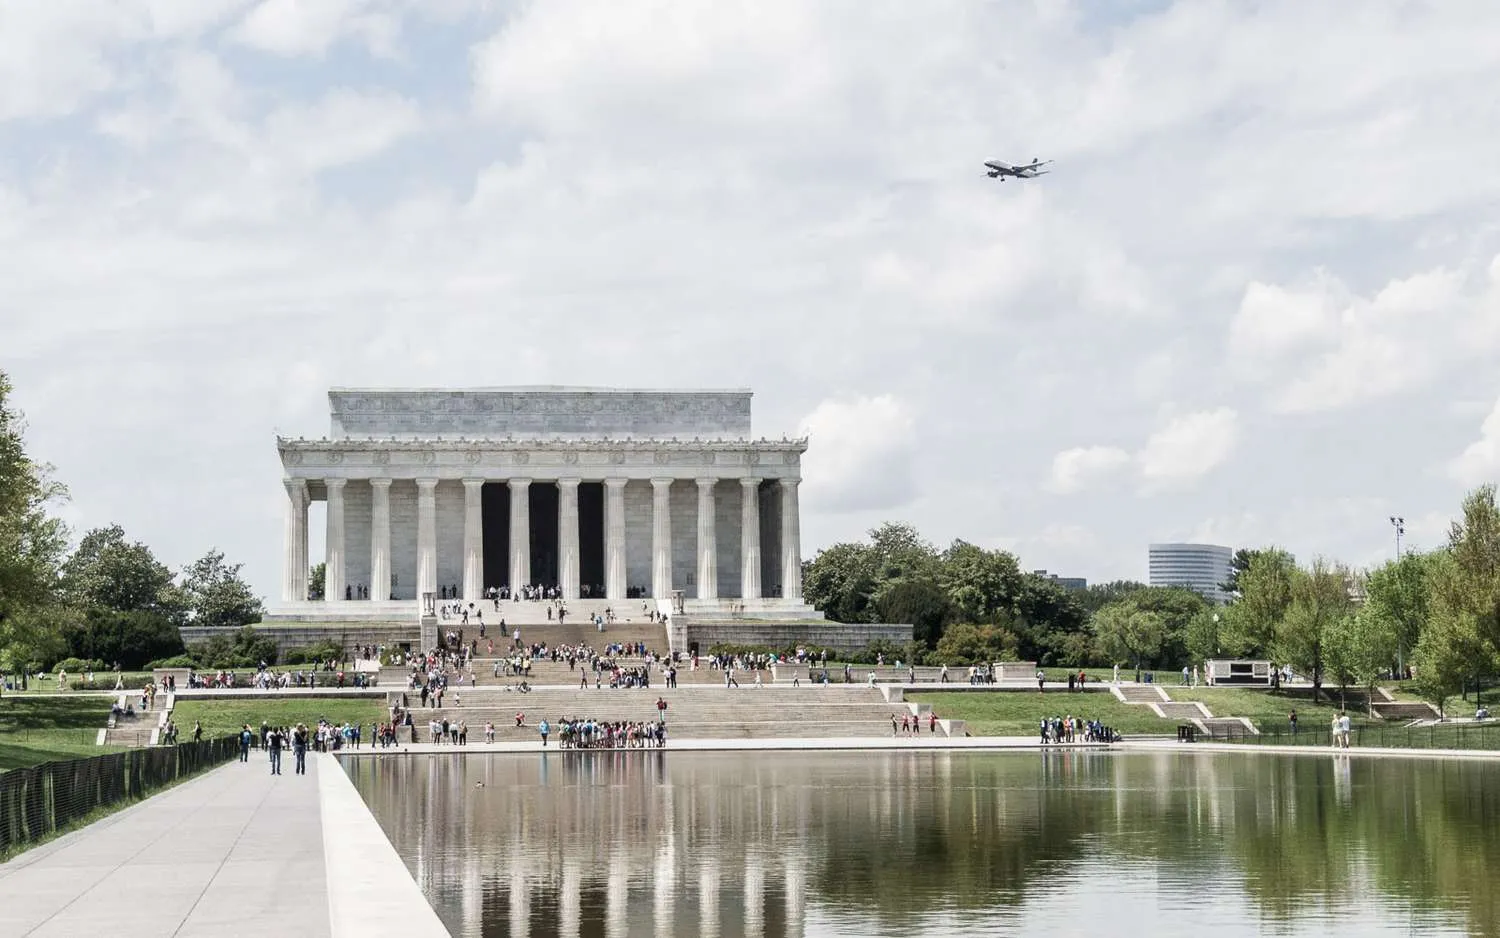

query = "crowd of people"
[{"left": 1040, "top": 715, "right": 1121, "bottom": 744}]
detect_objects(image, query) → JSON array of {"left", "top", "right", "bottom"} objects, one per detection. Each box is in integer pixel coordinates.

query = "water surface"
[{"left": 346, "top": 750, "right": 1498, "bottom": 937}]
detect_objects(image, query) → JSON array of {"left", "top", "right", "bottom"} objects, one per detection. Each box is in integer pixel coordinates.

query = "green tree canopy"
[
  {"left": 1221, "top": 547, "right": 1296, "bottom": 657},
  {"left": 181, "top": 549, "right": 264, "bottom": 630},
  {"left": 1091, "top": 598, "right": 1166, "bottom": 673},
  {"left": 1274, "top": 559, "right": 1354, "bottom": 703},
  {"left": 0, "top": 372, "right": 71, "bottom": 671},
  {"left": 1362, "top": 549, "right": 1438, "bottom": 669},
  {"left": 61, "top": 524, "right": 184, "bottom": 621}
]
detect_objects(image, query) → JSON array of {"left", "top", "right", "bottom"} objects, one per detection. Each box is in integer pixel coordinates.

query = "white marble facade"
[{"left": 277, "top": 388, "right": 807, "bottom": 613}]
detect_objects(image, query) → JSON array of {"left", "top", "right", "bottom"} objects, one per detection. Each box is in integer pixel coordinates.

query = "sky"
[{"left": 4, "top": 0, "right": 1500, "bottom": 603}]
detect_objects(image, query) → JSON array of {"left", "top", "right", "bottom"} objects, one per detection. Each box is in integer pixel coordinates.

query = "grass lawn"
[
  {"left": 0, "top": 696, "right": 121, "bottom": 772},
  {"left": 3, "top": 672, "right": 156, "bottom": 695},
  {"left": 171, "top": 698, "right": 386, "bottom": 738},
  {"left": 1168, "top": 686, "right": 1366, "bottom": 731},
  {"left": 909, "top": 689, "right": 1175, "bottom": 737}
]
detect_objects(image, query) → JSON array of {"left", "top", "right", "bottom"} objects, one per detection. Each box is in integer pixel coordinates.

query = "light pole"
[{"left": 1389, "top": 516, "right": 1405, "bottom": 558}]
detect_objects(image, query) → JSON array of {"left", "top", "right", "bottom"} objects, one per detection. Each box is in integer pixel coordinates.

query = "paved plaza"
[{"left": 0, "top": 753, "right": 447, "bottom": 938}]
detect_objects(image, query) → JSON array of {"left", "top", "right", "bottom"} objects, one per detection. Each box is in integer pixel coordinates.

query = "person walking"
[
  {"left": 238, "top": 724, "right": 252, "bottom": 763},
  {"left": 539, "top": 719, "right": 550, "bottom": 747}
]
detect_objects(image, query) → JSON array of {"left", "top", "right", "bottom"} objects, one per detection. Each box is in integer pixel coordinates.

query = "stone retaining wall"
[
  {"left": 180, "top": 623, "right": 418, "bottom": 653},
  {"left": 673, "top": 619, "right": 912, "bottom": 655}
]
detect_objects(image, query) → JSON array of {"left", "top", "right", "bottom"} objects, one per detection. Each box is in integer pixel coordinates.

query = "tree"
[
  {"left": 1184, "top": 609, "right": 1221, "bottom": 666},
  {"left": 1362, "top": 550, "right": 1437, "bottom": 674},
  {"left": 1274, "top": 559, "right": 1353, "bottom": 704},
  {"left": 1076, "top": 580, "right": 1147, "bottom": 615},
  {"left": 933, "top": 622, "right": 1020, "bottom": 665},
  {"left": 181, "top": 549, "right": 264, "bottom": 630},
  {"left": 0, "top": 371, "right": 71, "bottom": 672},
  {"left": 1221, "top": 548, "right": 1296, "bottom": 657},
  {"left": 939, "top": 541, "right": 1024, "bottom": 625},
  {"left": 61, "top": 524, "right": 183, "bottom": 620},
  {"left": 873, "top": 577, "right": 951, "bottom": 647},
  {"left": 1412, "top": 606, "right": 1483, "bottom": 717},
  {"left": 1091, "top": 599, "right": 1166, "bottom": 678},
  {"left": 1442, "top": 486, "right": 1500, "bottom": 661},
  {"left": 1324, "top": 609, "right": 1395, "bottom": 715},
  {"left": 1222, "top": 548, "right": 1269, "bottom": 599},
  {"left": 66, "top": 608, "right": 185, "bottom": 670},
  {"left": 1125, "top": 587, "right": 1209, "bottom": 666},
  {"left": 308, "top": 561, "right": 326, "bottom": 601}
]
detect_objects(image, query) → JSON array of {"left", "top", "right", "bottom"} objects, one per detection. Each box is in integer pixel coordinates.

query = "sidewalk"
[{"left": 0, "top": 753, "right": 449, "bottom": 937}]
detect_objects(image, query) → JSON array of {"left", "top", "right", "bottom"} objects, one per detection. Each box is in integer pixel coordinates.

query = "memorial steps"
[
  {"left": 437, "top": 597, "right": 662, "bottom": 628},
  {"left": 390, "top": 685, "right": 936, "bottom": 740}
]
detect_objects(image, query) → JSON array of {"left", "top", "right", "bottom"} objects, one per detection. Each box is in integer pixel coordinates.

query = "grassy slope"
[
  {"left": 911, "top": 684, "right": 1386, "bottom": 738},
  {"left": 170, "top": 698, "right": 386, "bottom": 738},
  {"left": 911, "top": 690, "right": 1168, "bottom": 737},
  {"left": 0, "top": 696, "right": 121, "bottom": 771}
]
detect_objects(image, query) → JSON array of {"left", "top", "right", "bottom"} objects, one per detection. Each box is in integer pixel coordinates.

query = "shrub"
[
  {"left": 145, "top": 654, "right": 199, "bottom": 670},
  {"left": 281, "top": 641, "right": 342, "bottom": 666},
  {"left": 53, "top": 657, "right": 103, "bottom": 673}
]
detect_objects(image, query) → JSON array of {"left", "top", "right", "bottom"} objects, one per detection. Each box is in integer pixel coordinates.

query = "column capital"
[
  {"left": 558, "top": 477, "right": 581, "bottom": 489},
  {"left": 416, "top": 477, "right": 439, "bottom": 491},
  {"left": 510, "top": 477, "right": 533, "bottom": 489},
  {"left": 603, "top": 477, "right": 628, "bottom": 490},
  {"left": 369, "top": 477, "right": 393, "bottom": 489},
  {"left": 780, "top": 477, "right": 800, "bottom": 489},
  {"left": 284, "top": 477, "right": 308, "bottom": 494},
  {"left": 651, "top": 477, "right": 674, "bottom": 490},
  {"left": 324, "top": 477, "right": 347, "bottom": 491},
  {"left": 462, "top": 477, "right": 485, "bottom": 490},
  {"left": 741, "top": 477, "right": 761, "bottom": 489},
  {"left": 695, "top": 477, "right": 717, "bottom": 489}
]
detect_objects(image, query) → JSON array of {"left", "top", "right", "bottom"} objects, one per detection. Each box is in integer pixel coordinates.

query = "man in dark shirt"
[
  {"left": 268, "top": 726, "right": 285, "bottom": 775},
  {"left": 293, "top": 723, "right": 309, "bottom": 775}
]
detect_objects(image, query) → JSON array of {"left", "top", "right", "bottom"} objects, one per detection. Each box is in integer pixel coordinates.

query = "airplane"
[{"left": 984, "top": 158, "right": 1052, "bottom": 180}]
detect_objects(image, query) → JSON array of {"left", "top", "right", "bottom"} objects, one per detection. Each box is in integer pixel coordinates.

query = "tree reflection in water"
[{"left": 345, "top": 750, "right": 1496, "bottom": 938}]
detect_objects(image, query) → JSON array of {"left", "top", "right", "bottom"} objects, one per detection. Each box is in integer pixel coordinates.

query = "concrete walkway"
[{"left": 0, "top": 753, "right": 449, "bottom": 938}]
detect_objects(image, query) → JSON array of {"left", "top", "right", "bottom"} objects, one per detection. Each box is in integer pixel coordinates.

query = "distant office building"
[
  {"left": 1032, "top": 570, "right": 1087, "bottom": 591},
  {"left": 1148, "top": 543, "right": 1233, "bottom": 605}
]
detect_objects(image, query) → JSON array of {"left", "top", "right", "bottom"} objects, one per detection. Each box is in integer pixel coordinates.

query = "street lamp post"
[{"left": 1389, "top": 516, "right": 1404, "bottom": 558}]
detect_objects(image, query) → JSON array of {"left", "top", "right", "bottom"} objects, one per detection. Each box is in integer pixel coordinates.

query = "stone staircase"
[
  {"left": 1371, "top": 686, "right": 1441, "bottom": 721},
  {"left": 1110, "top": 683, "right": 1257, "bottom": 736},
  {"left": 440, "top": 598, "right": 660, "bottom": 628},
  {"left": 386, "top": 685, "right": 960, "bottom": 739}
]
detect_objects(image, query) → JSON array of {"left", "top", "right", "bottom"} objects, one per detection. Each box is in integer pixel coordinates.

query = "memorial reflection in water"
[{"left": 345, "top": 751, "right": 1499, "bottom": 938}]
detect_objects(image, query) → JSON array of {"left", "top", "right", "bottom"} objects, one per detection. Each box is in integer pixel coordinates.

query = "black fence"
[
  {"left": 1198, "top": 721, "right": 1500, "bottom": 750},
  {"left": 0, "top": 736, "right": 239, "bottom": 857}
]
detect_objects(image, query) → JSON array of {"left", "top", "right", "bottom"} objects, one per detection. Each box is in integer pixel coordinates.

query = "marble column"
[
  {"left": 780, "top": 479, "right": 802, "bottom": 601},
  {"left": 558, "top": 478, "right": 581, "bottom": 601},
  {"left": 324, "top": 478, "right": 346, "bottom": 602},
  {"left": 784, "top": 860, "right": 806, "bottom": 938},
  {"left": 416, "top": 478, "right": 438, "bottom": 603},
  {"left": 509, "top": 478, "right": 532, "bottom": 592},
  {"left": 606, "top": 851, "right": 629, "bottom": 938},
  {"left": 744, "top": 856, "right": 766, "bottom": 938},
  {"left": 740, "top": 478, "right": 761, "bottom": 600},
  {"left": 695, "top": 478, "right": 717, "bottom": 599},
  {"left": 462, "top": 478, "right": 484, "bottom": 602},
  {"left": 698, "top": 858, "right": 721, "bottom": 938},
  {"left": 282, "top": 478, "right": 308, "bottom": 602},
  {"left": 651, "top": 478, "right": 673, "bottom": 599},
  {"left": 370, "top": 478, "right": 391, "bottom": 601},
  {"left": 561, "top": 858, "right": 582, "bottom": 938},
  {"left": 605, "top": 478, "right": 627, "bottom": 601}
]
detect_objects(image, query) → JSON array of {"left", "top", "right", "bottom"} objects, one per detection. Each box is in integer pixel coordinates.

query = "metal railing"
[
  {"left": 1204, "top": 721, "right": 1500, "bottom": 750},
  {"left": 1, "top": 736, "right": 240, "bottom": 857}
]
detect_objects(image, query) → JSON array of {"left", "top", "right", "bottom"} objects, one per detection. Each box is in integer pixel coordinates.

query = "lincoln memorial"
[{"left": 273, "top": 388, "right": 821, "bottom": 625}]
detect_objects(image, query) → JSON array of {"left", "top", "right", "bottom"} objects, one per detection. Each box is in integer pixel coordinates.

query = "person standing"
[
  {"left": 268, "top": 726, "right": 285, "bottom": 775},
  {"left": 539, "top": 719, "right": 550, "bottom": 747},
  {"left": 293, "top": 723, "right": 308, "bottom": 775},
  {"left": 192, "top": 720, "right": 202, "bottom": 743},
  {"left": 238, "top": 724, "right": 252, "bottom": 763},
  {"left": 1289, "top": 709, "right": 1298, "bottom": 735}
]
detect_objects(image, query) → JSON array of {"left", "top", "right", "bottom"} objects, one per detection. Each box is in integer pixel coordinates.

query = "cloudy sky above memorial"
[{"left": 3, "top": 1, "right": 1500, "bottom": 599}]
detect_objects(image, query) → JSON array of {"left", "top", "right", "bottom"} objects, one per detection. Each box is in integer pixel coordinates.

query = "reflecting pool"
[{"left": 345, "top": 750, "right": 1499, "bottom": 938}]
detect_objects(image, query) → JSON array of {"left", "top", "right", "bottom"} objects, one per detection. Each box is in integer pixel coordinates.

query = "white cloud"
[
  {"left": 1448, "top": 395, "right": 1500, "bottom": 486},
  {"left": 1137, "top": 408, "right": 1241, "bottom": 487},
  {"left": 1228, "top": 262, "right": 1498, "bottom": 414},
  {"left": 233, "top": 0, "right": 397, "bottom": 58},
  {"left": 1046, "top": 446, "right": 1132, "bottom": 494},
  {"left": 4, "top": 2, "right": 1500, "bottom": 598},
  {"left": 796, "top": 395, "right": 916, "bottom": 513}
]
